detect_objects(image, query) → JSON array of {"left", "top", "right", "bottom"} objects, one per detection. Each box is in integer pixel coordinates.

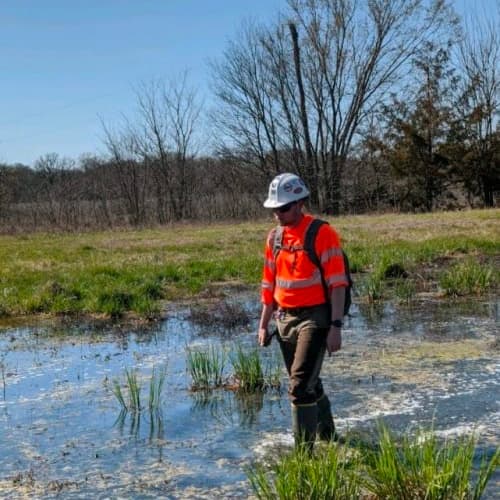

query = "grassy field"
[{"left": 0, "top": 209, "right": 498, "bottom": 319}]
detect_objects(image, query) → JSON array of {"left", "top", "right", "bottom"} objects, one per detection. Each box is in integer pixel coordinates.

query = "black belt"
[{"left": 278, "top": 303, "right": 327, "bottom": 315}]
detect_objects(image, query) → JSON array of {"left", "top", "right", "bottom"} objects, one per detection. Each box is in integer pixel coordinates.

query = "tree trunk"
[
  {"left": 324, "top": 155, "right": 343, "bottom": 215},
  {"left": 289, "top": 22, "right": 317, "bottom": 206}
]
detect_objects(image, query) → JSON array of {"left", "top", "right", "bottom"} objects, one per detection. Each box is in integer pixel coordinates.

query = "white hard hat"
[{"left": 263, "top": 173, "right": 310, "bottom": 208}]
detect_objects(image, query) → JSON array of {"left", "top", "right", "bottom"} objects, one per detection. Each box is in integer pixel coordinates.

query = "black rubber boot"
[
  {"left": 317, "top": 394, "right": 338, "bottom": 442},
  {"left": 292, "top": 403, "right": 318, "bottom": 453}
]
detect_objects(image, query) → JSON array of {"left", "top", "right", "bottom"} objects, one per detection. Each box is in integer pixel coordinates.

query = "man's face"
[{"left": 273, "top": 200, "right": 302, "bottom": 226}]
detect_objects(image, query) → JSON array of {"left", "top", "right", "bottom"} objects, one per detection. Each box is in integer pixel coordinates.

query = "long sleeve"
[{"left": 260, "top": 232, "right": 276, "bottom": 305}]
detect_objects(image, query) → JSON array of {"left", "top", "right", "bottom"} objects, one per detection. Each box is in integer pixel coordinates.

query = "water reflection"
[
  {"left": 190, "top": 389, "right": 264, "bottom": 427},
  {"left": 0, "top": 296, "right": 498, "bottom": 498},
  {"left": 114, "top": 408, "right": 165, "bottom": 442}
]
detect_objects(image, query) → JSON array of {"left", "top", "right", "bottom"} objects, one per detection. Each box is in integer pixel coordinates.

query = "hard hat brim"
[{"left": 263, "top": 198, "right": 287, "bottom": 208}]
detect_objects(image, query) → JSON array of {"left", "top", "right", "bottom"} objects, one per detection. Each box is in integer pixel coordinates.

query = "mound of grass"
[
  {"left": 0, "top": 209, "right": 497, "bottom": 318},
  {"left": 186, "top": 344, "right": 227, "bottom": 390},
  {"left": 364, "top": 424, "right": 499, "bottom": 500},
  {"left": 440, "top": 258, "right": 495, "bottom": 297},
  {"left": 248, "top": 423, "right": 500, "bottom": 500},
  {"left": 248, "top": 444, "right": 362, "bottom": 499}
]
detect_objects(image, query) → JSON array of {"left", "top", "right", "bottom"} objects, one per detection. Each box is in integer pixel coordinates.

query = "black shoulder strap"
[
  {"left": 304, "top": 218, "right": 328, "bottom": 268},
  {"left": 304, "top": 219, "right": 329, "bottom": 302},
  {"left": 272, "top": 218, "right": 352, "bottom": 315}
]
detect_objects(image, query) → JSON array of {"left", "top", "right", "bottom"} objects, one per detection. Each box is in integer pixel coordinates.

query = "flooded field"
[{"left": 0, "top": 296, "right": 498, "bottom": 499}]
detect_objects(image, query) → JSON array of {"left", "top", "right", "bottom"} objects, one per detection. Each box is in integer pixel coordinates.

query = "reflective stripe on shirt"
[
  {"left": 320, "top": 247, "right": 343, "bottom": 265},
  {"left": 275, "top": 268, "right": 322, "bottom": 290}
]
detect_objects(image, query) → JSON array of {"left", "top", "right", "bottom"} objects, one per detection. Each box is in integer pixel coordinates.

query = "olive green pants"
[{"left": 276, "top": 303, "right": 330, "bottom": 405}]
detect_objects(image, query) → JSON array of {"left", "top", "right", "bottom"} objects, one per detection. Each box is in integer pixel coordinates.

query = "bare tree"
[
  {"left": 210, "top": 22, "right": 286, "bottom": 178},
  {"left": 212, "top": 0, "right": 457, "bottom": 214},
  {"left": 31, "top": 153, "right": 78, "bottom": 228},
  {"left": 0, "top": 165, "right": 8, "bottom": 219},
  {"left": 101, "top": 122, "right": 150, "bottom": 226},
  {"left": 106, "top": 74, "right": 202, "bottom": 223},
  {"left": 162, "top": 73, "right": 202, "bottom": 219},
  {"left": 456, "top": 14, "right": 500, "bottom": 206}
]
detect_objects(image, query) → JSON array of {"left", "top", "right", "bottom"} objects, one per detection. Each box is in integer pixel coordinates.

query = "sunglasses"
[{"left": 273, "top": 201, "right": 297, "bottom": 213}]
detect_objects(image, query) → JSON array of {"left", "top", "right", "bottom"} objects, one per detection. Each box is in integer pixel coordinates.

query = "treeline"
[
  {"left": 0, "top": 0, "right": 499, "bottom": 233},
  {"left": 0, "top": 154, "right": 268, "bottom": 232}
]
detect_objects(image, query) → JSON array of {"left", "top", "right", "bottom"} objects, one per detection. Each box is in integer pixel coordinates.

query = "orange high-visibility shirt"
[{"left": 261, "top": 214, "right": 348, "bottom": 308}]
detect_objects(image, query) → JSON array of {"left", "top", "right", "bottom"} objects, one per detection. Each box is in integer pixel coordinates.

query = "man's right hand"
[{"left": 258, "top": 327, "right": 269, "bottom": 347}]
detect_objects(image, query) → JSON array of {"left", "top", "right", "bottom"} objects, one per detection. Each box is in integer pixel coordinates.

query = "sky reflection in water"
[{"left": 0, "top": 297, "right": 498, "bottom": 498}]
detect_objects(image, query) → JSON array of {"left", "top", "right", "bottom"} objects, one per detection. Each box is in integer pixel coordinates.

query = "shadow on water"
[{"left": 0, "top": 294, "right": 498, "bottom": 498}]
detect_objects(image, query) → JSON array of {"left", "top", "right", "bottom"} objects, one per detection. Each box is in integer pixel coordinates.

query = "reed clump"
[
  {"left": 112, "top": 368, "right": 142, "bottom": 411},
  {"left": 186, "top": 344, "right": 227, "bottom": 390},
  {"left": 231, "top": 345, "right": 265, "bottom": 393},
  {"left": 363, "top": 424, "right": 499, "bottom": 500},
  {"left": 230, "top": 344, "right": 282, "bottom": 393},
  {"left": 248, "top": 423, "right": 500, "bottom": 500},
  {"left": 186, "top": 343, "right": 282, "bottom": 393},
  {"left": 112, "top": 365, "right": 166, "bottom": 413},
  {"left": 440, "top": 258, "right": 495, "bottom": 297},
  {"left": 148, "top": 366, "right": 167, "bottom": 412},
  {"left": 247, "top": 443, "right": 362, "bottom": 499}
]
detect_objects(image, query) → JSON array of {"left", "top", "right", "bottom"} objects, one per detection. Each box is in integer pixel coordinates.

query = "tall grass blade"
[
  {"left": 112, "top": 379, "right": 128, "bottom": 411},
  {"left": 472, "top": 447, "right": 500, "bottom": 500},
  {"left": 125, "top": 368, "right": 141, "bottom": 411},
  {"left": 148, "top": 365, "right": 166, "bottom": 412}
]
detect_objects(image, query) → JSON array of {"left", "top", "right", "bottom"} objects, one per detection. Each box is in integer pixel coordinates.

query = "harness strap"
[
  {"left": 272, "top": 218, "right": 329, "bottom": 302},
  {"left": 270, "top": 218, "right": 353, "bottom": 316}
]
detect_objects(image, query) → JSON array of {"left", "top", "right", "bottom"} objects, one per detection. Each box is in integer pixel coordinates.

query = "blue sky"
[
  {"left": 0, "top": 0, "right": 497, "bottom": 166},
  {"left": 0, "top": 0, "right": 287, "bottom": 165}
]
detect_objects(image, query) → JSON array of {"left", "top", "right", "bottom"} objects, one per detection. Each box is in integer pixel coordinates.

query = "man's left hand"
[{"left": 326, "top": 327, "right": 341, "bottom": 355}]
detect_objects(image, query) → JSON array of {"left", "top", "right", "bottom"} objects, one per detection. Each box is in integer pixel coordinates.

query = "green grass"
[
  {"left": 112, "top": 366, "right": 166, "bottom": 438},
  {"left": 112, "top": 379, "right": 128, "bottom": 411},
  {"left": 360, "top": 273, "right": 386, "bottom": 302},
  {"left": 440, "top": 258, "right": 495, "bottom": 297},
  {"left": 247, "top": 442, "right": 362, "bottom": 499},
  {"left": 186, "top": 343, "right": 281, "bottom": 393},
  {"left": 112, "top": 368, "right": 141, "bottom": 411},
  {"left": 364, "top": 424, "right": 500, "bottom": 500},
  {"left": 125, "top": 368, "right": 141, "bottom": 411},
  {"left": 148, "top": 366, "right": 167, "bottom": 412},
  {"left": 112, "top": 366, "right": 166, "bottom": 413},
  {"left": 248, "top": 423, "right": 500, "bottom": 500},
  {"left": 186, "top": 344, "right": 227, "bottom": 390},
  {"left": 0, "top": 209, "right": 498, "bottom": 318},
  {"left": 394, "top": 278, "right": 417, "bottom": 304},
  {"left": 230, "top": 344, "right": 266, "bottom": 393}
]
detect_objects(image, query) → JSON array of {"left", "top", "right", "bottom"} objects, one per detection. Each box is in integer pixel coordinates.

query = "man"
[{"left": 258, "top": 173, "right": 348, "bottom": 452}]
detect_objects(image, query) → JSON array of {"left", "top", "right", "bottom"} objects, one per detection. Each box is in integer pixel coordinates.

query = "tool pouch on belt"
[{"left": 262, "top": 328, "right": 277, "bottom": 347}]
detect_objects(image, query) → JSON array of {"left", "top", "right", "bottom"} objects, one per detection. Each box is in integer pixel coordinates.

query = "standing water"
[{"left": 0, "top": 296, "right": 498, "bottom": 498}]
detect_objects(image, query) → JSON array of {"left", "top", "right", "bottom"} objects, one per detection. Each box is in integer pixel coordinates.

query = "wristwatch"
[{"left": 330, "top": 319, "right": 343, "bottom": 328}]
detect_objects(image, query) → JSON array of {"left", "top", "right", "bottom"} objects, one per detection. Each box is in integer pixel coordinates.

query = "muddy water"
[{"left": 0, "top": 297, "right": 498, "bottom": 499}]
